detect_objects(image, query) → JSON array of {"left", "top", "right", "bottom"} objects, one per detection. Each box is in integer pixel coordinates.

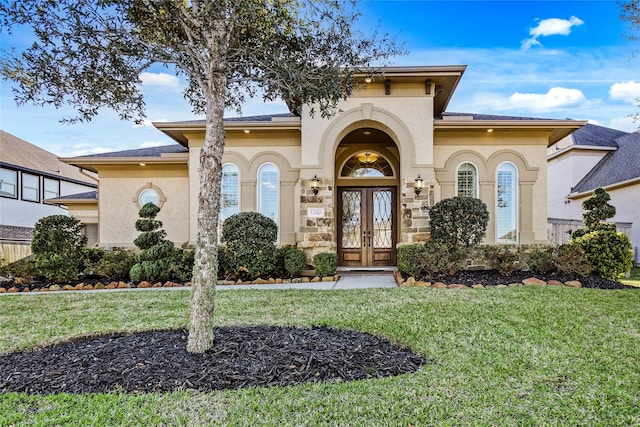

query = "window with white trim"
[
  {"left": 0, "top": 168, "right": 18, "bottom": 198},
  {"left": 496, "top": 162, "right": 518, "bottom": 243},
  {"left": 258, "top": 163, "right": 279, "bottom": 225},
  {"left": 457, "top": 162, "right": 478, "bottom": 198},
  {"left": 220, "top": 163, "right": 240, "bottom": 227},
  {"left": 22, "top": 173, "right": 40, "bottom": 202}
]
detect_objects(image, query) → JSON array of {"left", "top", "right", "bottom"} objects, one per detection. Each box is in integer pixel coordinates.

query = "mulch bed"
[
  {"left": 417, "top": 270, "right": 634, "bottom": 290},
  {"left": 0, "top": 326, "right": 425, "bottom": 395}
]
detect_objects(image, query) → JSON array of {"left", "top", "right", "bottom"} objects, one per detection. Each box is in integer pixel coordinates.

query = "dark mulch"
[
  {"left": 420, "top": 270, "right": 634, "bottom": 290},
  {"left": 0, "top": 326, "right": 425, "bottom": 395}
]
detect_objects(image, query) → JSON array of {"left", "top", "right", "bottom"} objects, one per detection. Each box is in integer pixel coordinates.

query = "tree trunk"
[{"left": 186, "top": 75, "right": 226, "bottom": 353}]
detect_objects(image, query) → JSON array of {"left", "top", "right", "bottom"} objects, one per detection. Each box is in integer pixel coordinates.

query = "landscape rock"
[
  {"left": 267, "top": 278, "right": 276, "bottom": 284},
  {"left": 49, "top": 284, "right": 61, "bottom": 291},
  {"left": 138, "top": 281, "right": 151, "bottom": 288},
  {"left": 311, "top": 277, "right": 320, "bottom": 282},
  {"left": 471, "top": 284, "right": 484, "bottom": 289},
  {"left": 74, "top": 283, "right": 84, "bottom": 290},
  {"left": 404, "top": 277, "right": 416, "bottom": 287},
  {"left": 94, "top": 283, "right": 105, "bottom": 289},
  {"left": 432, "top": 282, "right": 447, "bottom": 288},
  {"left": 301, "top": 277, "right": 310, "bottom": 283},
  {"left": 496, "top": 284, "right": 508, "bottom": 288},
  {"left": 415, "top": 281, "right": 431, "bottom": 287},
  {"left": 522, "top": 277, "right": 546, "bottom": 286},
  {"left": 447, "top": 283, "right": 467, "bottom": 289},
  {"left": 117, "top": 282, "right": 129, "bottom": 289},
  {"left": 152, "top": 282, "right": 162, "bottom": 288},
  {"left": 62, "top": 285, "right": 74, "bottom": 291},
  {"left": 0, "top": 287, "right": 6, "bottom": 293},
  {"left": 547, "top": 280, "right": 564, "bottom": 286},
  {"left": 565, "top": 280, "right": 582, "bottom": 288},
  {"left": 322, "top": 276, "right": 333, "bottom": 282},
  {"left": 106, "top": 282, "right": 117, "bottom": 289},
  {"left": 83, "top": 284, "right": 94, "bottom": 291},
  {"left": 254, "top": 278, "right": 268, "bottom": 285}
]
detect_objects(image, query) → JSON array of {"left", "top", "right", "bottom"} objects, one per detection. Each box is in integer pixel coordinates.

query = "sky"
[{"left": 0, "top": 0, "right": 638, "bottom": 157}]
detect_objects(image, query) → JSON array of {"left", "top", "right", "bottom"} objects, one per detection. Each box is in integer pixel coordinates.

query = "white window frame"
[
  {"left": 456, "top": 162, "right": 479, "bottom": 198},
  {"left": 219, "top": 163, "right": 240, "bottom": 240},
  {"left": 257, "top": 162, "right": 280, "bottom": 227},
  {"left": 495, "top": 162, "right": 518, "bottom": 244}
]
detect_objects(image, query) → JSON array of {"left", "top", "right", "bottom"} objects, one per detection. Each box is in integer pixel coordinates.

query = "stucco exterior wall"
[
  {"left": 547, "top": 149, "right": 610, "bottom": 220},
  {"left": 434, "top": 132, "right": 549, "bottom": 244},
  {"left": 96, "top": 164, "right": 189, "bottom": 248}
]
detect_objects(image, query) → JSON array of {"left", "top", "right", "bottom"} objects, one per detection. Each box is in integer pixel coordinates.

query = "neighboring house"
[
  {"left": 61, "top": 65, "right": 585, "bottom": 268},
  {"left": 0, "top": 130, "right": 98, "bottom": 263},
  {"left": 547, "top": 123, "right": 640, "bottom": 261}
]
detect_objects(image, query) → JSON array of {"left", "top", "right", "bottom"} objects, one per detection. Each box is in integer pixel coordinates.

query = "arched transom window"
[
  {"left": 457, "top": 162, "right": 478, "bottom": 198},
  {"left": 496, "top": 162, "right": 518, "bottom": 243},
  {"left": 340, "top": 152, "right": 393, "bottom": 177}
]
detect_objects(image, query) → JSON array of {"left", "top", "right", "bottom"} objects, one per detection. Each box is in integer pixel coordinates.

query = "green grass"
[
  {"left": 1, "top": 286, "right": 639, "bottom": 426},
  {"left": 621, "top": 266, "right": 640, "bottom": 287}
]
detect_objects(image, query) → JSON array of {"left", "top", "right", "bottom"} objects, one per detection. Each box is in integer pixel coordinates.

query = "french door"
[{"left": 338, "top": 187, "right": 396, "bottom": 266}]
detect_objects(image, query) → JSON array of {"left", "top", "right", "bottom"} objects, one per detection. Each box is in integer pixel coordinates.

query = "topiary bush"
[
  {"left": 429, "top": 197, "right": 489, "bottom": 250},
  {"left": 222, "top": 212, "right": 278, "bottom": 280},
  {"left": 314, "top": 252, "right": 338, "bottom": 277},
  {"left": 31, "top": 215, "right": 87, "bottom": 281},
  {"left": 569, "top": 231, "right": 633, "bottom": 281},
  {"left": 130, "top": 202, "right": 175, "bottom": 282},
  {"left": 572, "top": 187, "right": 617, "bottom": 239}
]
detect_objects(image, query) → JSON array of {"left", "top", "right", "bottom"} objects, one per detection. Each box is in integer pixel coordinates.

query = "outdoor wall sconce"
[
  {"left": 311, "top": 175, "right": 320, "bottom": 196},
  {"left": 414, "top": 175, "right": 424, "bottom": 196}
]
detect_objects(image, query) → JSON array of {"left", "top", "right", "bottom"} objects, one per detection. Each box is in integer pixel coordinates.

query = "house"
[
  {"left": 0, "top": 130, "right": 98, "bottom": 263},
  {"left": 60, "top": 65, "right": 585, "bottom": 267},
  {"left": 547, "top": 123, "right": 640, "bottom": 260}
]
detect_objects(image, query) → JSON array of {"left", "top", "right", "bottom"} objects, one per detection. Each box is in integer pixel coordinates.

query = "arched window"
[
  {"left": 340, "top": 152, "right": 394, "bottom": 177},
  {"left": 457, "top": 162, "right": 478, "bottom": 198},
  {"left": 496, "top": 162, "right": 518, "bottom": 243},
  {"left": 258, "top": 163, "right": 279, "bottom": 225},
  {"left": 220, "top": 163, "right": 240, "bottom": 225}
]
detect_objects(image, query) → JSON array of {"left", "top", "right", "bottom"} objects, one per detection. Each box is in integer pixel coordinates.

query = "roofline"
[
  {"left": 44, "top": 197, "right": 98, "bottom": 205},
  {"left": 0, "top": 161, "right": 98, "bottom": 187},
  {"left": 568, "top": 175, "right": 640, "bottom": 199},
  {"left": 434, "top": 119, "right": 587, "bottom": 145},
  {"left": 354, "top": 65, "right": 468, "bottom": 76},
  {"left": 547, "top": 144, "right": 617, "bottom": 160},
  {"left": 153, "top": 117, "right": 302, "bottom": 145},
  {"left": 59, "top": 156, "right": 188, "bottom": 173}
]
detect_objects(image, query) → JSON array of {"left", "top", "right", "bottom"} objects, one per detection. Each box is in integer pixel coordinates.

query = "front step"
[{"left": 337, "top": 266, "right": 397, "bottom": 276}]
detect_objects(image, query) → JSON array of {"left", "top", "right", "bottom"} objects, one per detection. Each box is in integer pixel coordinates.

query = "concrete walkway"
[{"left": 1, "top": 274, "right": 398, "bottom": 295}]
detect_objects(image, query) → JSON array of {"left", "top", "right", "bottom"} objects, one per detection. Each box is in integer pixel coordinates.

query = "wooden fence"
[{"left": 547, "top": 218, "right": 632, "bottom": 246}]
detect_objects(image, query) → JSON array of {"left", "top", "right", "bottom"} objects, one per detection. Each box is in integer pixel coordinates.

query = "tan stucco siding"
[{"left": 96, "top": 164, "right": 190, "bottom": 248}]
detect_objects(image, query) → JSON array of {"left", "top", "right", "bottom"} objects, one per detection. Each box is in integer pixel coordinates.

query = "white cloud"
[
  {"left": 607, "top": 115, "right": 640, "bottom": 132},
  {"left": 609, "top": 81, "right": 640, "bottom": 103},
  {"left": 521, "top": 16, "right": 584, "bottom": 50},
  {"left": 139, "top": 72, "right": 180, "bottom": 88},
  {"left": 508, "top": 87, "right": 587, "bottom": 112}
]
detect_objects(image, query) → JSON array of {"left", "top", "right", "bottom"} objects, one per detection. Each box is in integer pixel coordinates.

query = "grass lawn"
[
  {"left": 1, "top": 286, "right": 639, "bottom": 426},
  {"left": 621, "top": 266, "right": 640, "bottom": 287}
]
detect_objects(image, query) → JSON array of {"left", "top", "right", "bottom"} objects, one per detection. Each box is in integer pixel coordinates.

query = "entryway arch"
[{"left": 334, "top": 126, "right": 400, "bottom": 267}]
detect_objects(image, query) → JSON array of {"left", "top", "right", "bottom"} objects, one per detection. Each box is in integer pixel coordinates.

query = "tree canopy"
[{"left": 1, "top": 0, "right": 405, "bottom": 353}]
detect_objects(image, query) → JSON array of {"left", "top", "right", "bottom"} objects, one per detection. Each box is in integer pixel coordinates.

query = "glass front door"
[{"left": 338, "top": 187, "right": 396, "bottom": 266}]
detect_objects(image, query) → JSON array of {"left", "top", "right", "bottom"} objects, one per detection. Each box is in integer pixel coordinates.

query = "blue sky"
[{"left": 1, "top": 0, "right": 638, "bottom": 156}]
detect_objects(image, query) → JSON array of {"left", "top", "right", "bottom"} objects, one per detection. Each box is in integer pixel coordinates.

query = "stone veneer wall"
[
  {"left": 297, "top": 177, "right": 336, "bottom": 264},
  {"left": 400, "top": 180, "right": 435, "bottom": 244}
]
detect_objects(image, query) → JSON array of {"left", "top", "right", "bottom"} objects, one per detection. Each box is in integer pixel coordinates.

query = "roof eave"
[
  {"left": 59, "top": 156, "right": 188, "bottom": 173},
  {"left": 153, "top": 118, "right": 302, "bottom": 146},
  {"left": 569, "top": 176, "right": 640, "bottom": 199},
  {"left": 434, "top": 119, "right": 587, "bottom": 145}
]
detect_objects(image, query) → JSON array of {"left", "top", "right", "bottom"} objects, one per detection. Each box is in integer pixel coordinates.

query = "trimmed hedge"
[
  {"left": 314, "top": 252, "right": 338, "bottom": 277},
  {"left": 222, "top": 212, "right": 277, "bottom": 280},
  {"left": 429, "top": 197, "right": 489, "bottom": 250},
  {"left": 569, "top": 231, "right": 633, "bottom": 281},
  {"left": 31, "top": 215, "right": 87, "bottom": 281}
]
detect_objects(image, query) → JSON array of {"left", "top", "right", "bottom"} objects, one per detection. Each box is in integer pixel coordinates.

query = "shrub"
[
  {"left": 429, "top": 197, "right": 489, "bottom": 250},
  {"left": 483, "top": 245, "right": 524, "bottom": 276},
  {"left": 554, "top": 244, "right": 591, "bottom": 277},
  {"left": 130, "top": 203, "right": 175, "bottom": 282},
  {"left": 96, "top": 250, "right": 136, "bottom": 281},
  {"left": 0, "top": 259, "right": 39, "bottom": 280},
  {"left": 168, "top": 248, "right": 195, "bottom": 282},
  {"left": 397, "top": 245, "right": 425, "bottom": 277},
  {"left": 217, "top": 245, "right": 233, "bottom": 279},
  {"left": 222, "top": 212, "right": 278, "bottom": 280},
  {"left": 525, "top": 247, "right": 557, "bottom": 274},
  {"left": 314, "top": 252, "right": 338, "bottom": 277},
  {"left": 31, "top": 215, "right": 87, "bottom": 281},
  {"left": 275, "top": 245, "right": 306, "bottom": 278},
  {"left": 570, "top": 231, "right": 633, "bottom": 281}
]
